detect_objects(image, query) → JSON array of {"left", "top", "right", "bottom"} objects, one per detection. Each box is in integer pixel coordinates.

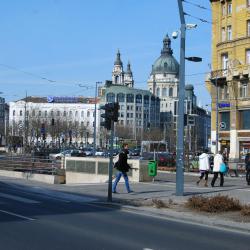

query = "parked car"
[{"left": 83, "top": 147, "right": 94, "bottom": 156}]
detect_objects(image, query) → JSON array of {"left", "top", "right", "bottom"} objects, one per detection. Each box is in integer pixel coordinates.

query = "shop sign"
[{"left": 218, "top": 103, "right": 230, "bottom": 108}]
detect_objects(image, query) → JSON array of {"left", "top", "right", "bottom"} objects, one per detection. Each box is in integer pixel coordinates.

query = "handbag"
[{"left": 220, "top": 162, "right": 227, "bottom": 173}]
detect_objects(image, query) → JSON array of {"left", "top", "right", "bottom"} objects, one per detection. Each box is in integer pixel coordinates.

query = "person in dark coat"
[
  {"left": 245, "top": 153, "right": 250, "bottom": 185},
  {"left": 112, "top": 143, "right": 133, "bottom": 193}
]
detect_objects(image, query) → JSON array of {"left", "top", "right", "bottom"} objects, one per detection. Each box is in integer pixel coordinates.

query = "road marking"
[
  {"left": 0, "top": 209, "right": 35, "bottom": 221},
  {"left": 0, "top": 193, "right": 40, "bottom": 204}
]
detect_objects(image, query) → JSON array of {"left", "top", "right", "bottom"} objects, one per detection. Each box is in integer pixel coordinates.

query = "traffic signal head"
[{"left": 100, "top": 102, "right": 119, "bottom": 130}]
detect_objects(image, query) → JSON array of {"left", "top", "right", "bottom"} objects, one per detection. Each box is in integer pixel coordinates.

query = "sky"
[{"left": 0, "top": 0, "right": 212, "bottom": 108}]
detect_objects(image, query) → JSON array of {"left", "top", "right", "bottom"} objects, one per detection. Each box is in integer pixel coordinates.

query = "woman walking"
[
  {"left": 211, "top": 150, "right": 224, "bottom": 187},
  {"left": 196, "top": 149, "right": 210, "bottom": 187}
]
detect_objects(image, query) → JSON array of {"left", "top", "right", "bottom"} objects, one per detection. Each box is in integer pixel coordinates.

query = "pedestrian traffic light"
[{"left": 100, "top": 102, "right": 120, "bottom": 130}]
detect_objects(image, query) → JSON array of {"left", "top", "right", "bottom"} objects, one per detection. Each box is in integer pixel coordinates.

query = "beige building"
[{"left": 207, "top": 0, "right": 250, "bottom": 163}]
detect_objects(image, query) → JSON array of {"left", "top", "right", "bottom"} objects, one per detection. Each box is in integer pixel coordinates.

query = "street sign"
[
  {"left": 219, "top": 122, "right": 226, "bottom": 129},
  {"left": 18, "top": 122, "right": 23, "bottom": 129}
]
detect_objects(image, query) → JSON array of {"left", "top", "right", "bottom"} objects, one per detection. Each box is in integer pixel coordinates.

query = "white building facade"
[{"left": 8, "top": 96, "right": 100, "bottom": 146}]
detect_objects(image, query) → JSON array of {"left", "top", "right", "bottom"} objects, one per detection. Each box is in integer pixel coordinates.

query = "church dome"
[{"left": 151, "top": 35, "right": 179, "bottom": 75}]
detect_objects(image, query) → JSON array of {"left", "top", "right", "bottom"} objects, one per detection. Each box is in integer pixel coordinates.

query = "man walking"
[
  {"left": 245, "top": 153, "right": 250, "bottom": 185},
  {"left": 196, "top": 149, "right": 210, "bottom": 187},
  {"left": 112, "top": 143, "right": 133, "bottom": 193}
]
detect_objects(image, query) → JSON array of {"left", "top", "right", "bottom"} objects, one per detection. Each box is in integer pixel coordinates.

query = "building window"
[
  {"left": 222, "top": 27, "right": 226, "bottom": 42},
  {"left": 246, "top": 49, "right": 250, "bottom": 64},
  {"left": 220, "top": 112, "right": 230, "bottom": 131},
  {"left": 87, "top": 111, "right": 90, "bottom": 117},
  {"left": 57, "top": 111, "right": 60, "bottom": 116},
  {"left": 13, "top": 110, "right": 15, "bottom": 116},
  {"left": 156, "top": 87, "right": 160, "bottom": 97},
  {"left": 63, "top": 111, "right": 66, "bottom": 117},
  {"left": 39, "top": 111, "right": 41, "bottom": 117},
  {"left": 107, "top": 92, "right": 115, "bottom": 102},
  {"left": 169, "top": 87, "right": 173, "bottom": 97},
  {"left": 227, "top": 2, "right": 232, "bottom": 15},
  {"left": 162, "top": 88, "right": 167, "bottom": 97},
  {"left": 87, "top": 121, "right": 89, "bottom": 126},
  {"left": 144, "top": 95, "right": 149, "bottom": 105},
  {"left": 32, "top": 110, "right": 35, "bottom": 116},
  {"left": 81, "top": 111, "right": 84, "bottom": 117},
  {"left": 239, "top": 82, "right": 248, "bottom": 98},
  {"left": 239, "top": 110, "right": 250, "bottom": 129},
  {"left": 248, "top": 0, "right": 250, "bottom": 7},
  {"left": 45, "top": 111, "right": 47, "bottom": 117},
  {"left": 75, "top": 111, "right": 78, "bottom": 116},
  {"left": 20, "top": 110, "right": 22, "bottom": 116},
  {"left": 126, "top": 94, "right": 134, "bottom": 103},
  {"left": 136, "top": 94, "right": 142, "bottom": 104},
  {"left": 222, "top": 3, "right": 226, "bottom": 16},
  {"left": 227, "top": 25, "right": 232, "bottom": 40},
  {"left": 69, "top": 111, "right": 72, "bottom": 116},
  {"left": 51, "top": 110, "right": 54, "bottom": 116},
  {"left": 117, "top": 93, "right": 125, "bottom": 102},
  {"left": 221, "top": 53, "right": 228, "bottom": 69},
  {"left": 247, "top": 20, "right": 250, "bottom": 36}
]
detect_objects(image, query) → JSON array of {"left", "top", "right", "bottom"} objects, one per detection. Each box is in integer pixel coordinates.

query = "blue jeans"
[{"left": 112, "top": 171, "right": 131, "bottom": 193}]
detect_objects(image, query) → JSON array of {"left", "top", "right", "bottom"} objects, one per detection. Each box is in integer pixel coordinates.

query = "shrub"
[
  {"left": 186, "top": 195, "right": 241, "bottom": 213},
  {"left": 152, "top": 198, "right": 169, "bottom": 209},
  {"left": 241, "top": 205, "right": 250, "bottom": 216}
]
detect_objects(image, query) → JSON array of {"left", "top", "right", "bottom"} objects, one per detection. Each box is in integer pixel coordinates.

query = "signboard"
[
  {"left": 218, "top": 103, "right": 230, "bottom": 108},
  {"left": 219, "top": 122, "right": 226, "bottom": 129},
  {"left": 47, "top": 96, "right": 79, "bottom": 103}
]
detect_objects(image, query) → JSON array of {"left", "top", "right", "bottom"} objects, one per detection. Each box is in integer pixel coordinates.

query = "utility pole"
[
  {"left": 215, "top": 75, "right": 219, "bottom": 154},
  {"left": 176, "top": 0, "right": 185, "bottom": 196},
  {"left": 24, "top": 91, "right": 28, "bottom": 154},
  {"left": 93, "top": 81, "right": 102, "bottom": 156}
]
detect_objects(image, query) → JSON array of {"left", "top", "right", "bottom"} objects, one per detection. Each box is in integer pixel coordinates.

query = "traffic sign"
[
  {"left": 219, "top": 122, "right": 226, "bottom": 129},
  {"left": 18, "top": 122, "right": 23, "bottom": 129}
]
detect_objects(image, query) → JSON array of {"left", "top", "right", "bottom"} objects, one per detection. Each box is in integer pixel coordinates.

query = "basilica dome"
[{"left": 151, "top": 35, "right": 179, "bottom": 75}]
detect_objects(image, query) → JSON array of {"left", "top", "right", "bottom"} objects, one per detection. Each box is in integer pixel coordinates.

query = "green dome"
[{"left": 151, "top": 35, "right": 179, "bottom": 75}]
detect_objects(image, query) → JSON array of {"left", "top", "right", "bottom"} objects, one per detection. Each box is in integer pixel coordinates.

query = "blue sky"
[{"left": 0, "top": 0, "right": 211, "bottom": 107}]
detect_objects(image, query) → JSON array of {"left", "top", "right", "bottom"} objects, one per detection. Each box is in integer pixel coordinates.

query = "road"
[{"left": 0, "top": 178, "right": 249, "bottom": 250}]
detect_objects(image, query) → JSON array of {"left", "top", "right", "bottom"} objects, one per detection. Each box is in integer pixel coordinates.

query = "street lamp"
[{"left": 176, "top": 0, "right": 201, "bottom": 196}]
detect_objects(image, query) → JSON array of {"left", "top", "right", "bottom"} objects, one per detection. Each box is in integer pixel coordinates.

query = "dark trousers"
[
  {"left": 199, "top": 171, "right": 208, "bottom": 181},
  {"left": 211, "top": 172, "right": 224, "bottom": 187},
  {"left": 246, "top": 168, "right": 250, "bottom": 185}
]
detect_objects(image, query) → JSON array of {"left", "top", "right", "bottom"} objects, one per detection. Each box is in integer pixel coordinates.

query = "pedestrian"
[
  {"left": 211, "top": 150, "right": 224, "bottom": 187},
  {"left": 112, "top": 143, "right": 133, "bottom": 193},
  {"left": 245, "top": 152, "right": 250, "bottom": 185},
  {"left": 196, "top": 149, "right": 210, "bottom": 187}
]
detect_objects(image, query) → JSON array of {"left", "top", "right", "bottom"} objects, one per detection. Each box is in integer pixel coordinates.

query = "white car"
[{"left": 50, "top": 150, "right": 72, "bottom": 160}]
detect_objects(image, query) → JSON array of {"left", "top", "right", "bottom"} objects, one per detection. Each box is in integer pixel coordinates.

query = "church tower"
[
  {"left": 112, "top": 50, "right": 124, "bottom": 85},
  {"left": 124, "top": 61, "right": 134, "bottom": 88}
]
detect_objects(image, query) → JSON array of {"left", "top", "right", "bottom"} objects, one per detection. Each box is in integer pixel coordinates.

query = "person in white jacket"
[
  {"left": 197, "top": 149, "right": 210, "bottom": 187},
  {"left": 211, "top": 151, "right": 224, "bottom": 187}
]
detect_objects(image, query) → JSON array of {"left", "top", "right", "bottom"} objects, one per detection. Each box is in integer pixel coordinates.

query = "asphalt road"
[{"left": 0, "top": 178, "right": 249, "bottom": 250}]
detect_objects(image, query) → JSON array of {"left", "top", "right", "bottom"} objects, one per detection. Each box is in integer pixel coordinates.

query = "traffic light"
[{"left": 100, "top": 102, "right": 119, "bottom": 130}]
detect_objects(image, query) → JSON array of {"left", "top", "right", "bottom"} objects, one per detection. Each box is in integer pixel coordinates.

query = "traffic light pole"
[{"left": 107, "top": 121, "right": 114, "bottom": 202}]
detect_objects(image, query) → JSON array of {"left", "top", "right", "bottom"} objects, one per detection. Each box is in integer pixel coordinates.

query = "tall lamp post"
[
  {"left": 93, "top": 81, "right": 102, "bottom": 156},
  {"left": 176, "top": 0, "right": 202, "bottom": 196}
]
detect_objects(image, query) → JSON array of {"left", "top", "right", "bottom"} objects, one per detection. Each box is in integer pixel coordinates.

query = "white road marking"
[
  {"left": 0, "top": 193, "right": 40, "bottom": 204},
  {"left": 0, "top": 209, "right": 35, "bottom": 221}
]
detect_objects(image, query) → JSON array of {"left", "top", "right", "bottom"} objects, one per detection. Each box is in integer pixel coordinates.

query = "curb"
[{"left": 92, "top": 201, "right": 250, "bottom": 235}]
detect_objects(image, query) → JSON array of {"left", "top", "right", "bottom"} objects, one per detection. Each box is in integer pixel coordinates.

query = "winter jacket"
[
  {"left": 213, "top": 153, "right": 224, "bottom": 172},
  {"left": 114, "top": 149, "right": 130, "bottom": 172},
  {"left": 245, "top": 154, "right": 250, "bottom": 170},
  {"left": 198, "top": 153, "right": 210, "bottom": 171}
]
